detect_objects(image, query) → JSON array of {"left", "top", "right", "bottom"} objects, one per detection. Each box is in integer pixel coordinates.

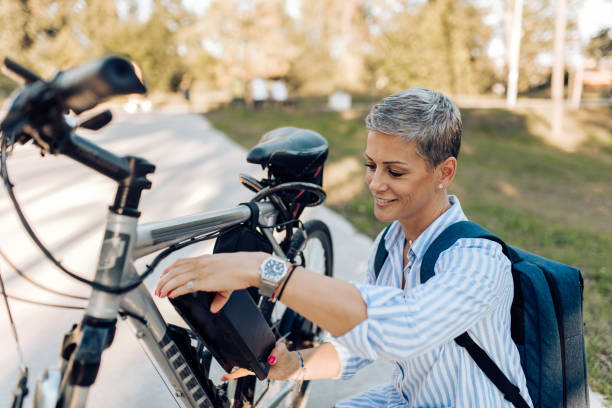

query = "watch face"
[{"left": 263, "top": 258, "right": 286, "bottom": 280}]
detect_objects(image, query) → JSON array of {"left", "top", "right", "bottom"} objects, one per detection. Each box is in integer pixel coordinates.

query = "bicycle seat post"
[{"left": 58, "top": 156, "right": 155, "bottom": 406}]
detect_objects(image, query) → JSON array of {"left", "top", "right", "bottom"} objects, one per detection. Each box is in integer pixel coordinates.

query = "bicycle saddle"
[{"left": 247, "top": 127, "right": 328, "bottom": 179}]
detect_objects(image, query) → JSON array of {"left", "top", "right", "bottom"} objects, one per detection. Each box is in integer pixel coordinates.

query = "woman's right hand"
[{"left": 220, "top": 342, "right": 301, "bottom": 381}]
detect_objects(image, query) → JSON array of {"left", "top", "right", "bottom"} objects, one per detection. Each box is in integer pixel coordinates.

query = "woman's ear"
[{"left": 437, "top": 157, "right": 457, "bottom": 188}]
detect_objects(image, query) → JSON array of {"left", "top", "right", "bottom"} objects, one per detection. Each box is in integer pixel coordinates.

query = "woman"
[{"left": 155, "top": 88, "right": 532, "bottom": 407}]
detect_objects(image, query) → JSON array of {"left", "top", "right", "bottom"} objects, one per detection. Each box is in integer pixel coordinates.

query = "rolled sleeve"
[{"left": 327, "top": 337, "right": 374, "bottom": 379}]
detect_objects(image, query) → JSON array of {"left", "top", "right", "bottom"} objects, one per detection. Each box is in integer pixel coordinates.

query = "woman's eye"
[
  {"left": 389, "top": 170, "right": 403, "bottom": 177},
  {"left": 364, "top": 163, "right": 375, "bottom": 170}
]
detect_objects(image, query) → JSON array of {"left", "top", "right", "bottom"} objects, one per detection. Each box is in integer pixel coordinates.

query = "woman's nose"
[{"left": 368, "top": 169, "right": 387, "bottom": 193}]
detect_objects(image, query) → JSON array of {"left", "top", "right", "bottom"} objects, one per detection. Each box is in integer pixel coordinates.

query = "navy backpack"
[{"left": 373, "top": 221, "right": 589, "bottom": 408}]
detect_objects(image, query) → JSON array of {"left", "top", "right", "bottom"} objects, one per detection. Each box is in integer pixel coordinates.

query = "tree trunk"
[
  {"left": 551, "top": 0, "right": 567, "bottom": 140},
  {"left": 506, "top": 0, "right": 523, "bottom": 109}
]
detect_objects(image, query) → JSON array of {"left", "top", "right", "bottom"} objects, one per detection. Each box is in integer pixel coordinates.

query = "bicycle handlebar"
[
  {"left": 50, "top": 57, "right": 146, "bottom": 114},
  {"left": 1, "top": 56, "right": 146, "bottom": 138},
  {"left": 1, "top": 57, "right": 149, "bottom": 181}
]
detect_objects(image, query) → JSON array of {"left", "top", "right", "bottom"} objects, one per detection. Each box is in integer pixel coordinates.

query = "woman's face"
[{"left": 364, "top": 131, "right": 440, "bottom": 226}]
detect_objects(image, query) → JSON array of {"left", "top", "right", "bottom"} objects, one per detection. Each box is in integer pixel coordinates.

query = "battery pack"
[{"left": 170, "top": 289, "right": 275, "bottom": 380}]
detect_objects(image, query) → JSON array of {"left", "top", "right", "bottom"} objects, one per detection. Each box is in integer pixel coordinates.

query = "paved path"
[{"left": 0, "top": 110, "right": 606, "bottom": 407}]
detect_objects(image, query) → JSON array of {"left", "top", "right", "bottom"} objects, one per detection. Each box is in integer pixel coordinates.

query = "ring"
[{"left": 187, "top": 280, "right": 195, "bottom": 294}]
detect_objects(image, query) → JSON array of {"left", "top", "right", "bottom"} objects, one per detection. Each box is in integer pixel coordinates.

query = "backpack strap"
[
  {"left": 420, "top": 220, "right": 508, "bottom": 284},
  {"left": 373, "top": 224, "right": 392, "bottom": 280},
  {"left": 421, "top": 221, "right": 530, "bottom": 408},
  {"left": 455, "top": 333, "right": 530, "bottom": 408}
]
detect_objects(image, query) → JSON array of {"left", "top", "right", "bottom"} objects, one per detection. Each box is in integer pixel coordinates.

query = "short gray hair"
[{"left": 365, "top": 88, "right": 462, "bottom": 168}]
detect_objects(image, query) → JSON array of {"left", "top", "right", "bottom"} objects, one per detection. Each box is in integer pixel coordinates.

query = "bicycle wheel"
[{"left": 231, "top": 219, "right": 333, "bottom": 408}]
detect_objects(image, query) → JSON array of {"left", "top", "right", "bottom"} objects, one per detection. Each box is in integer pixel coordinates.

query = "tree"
[
  {"left": 586, "top": 28, "right": 612, "bottom": 62},
  {"left": 178, "top": 0, "right": 298, "bottom": 92},
  {"left": 504, "top": 0, "right": 580, "bottom": 93},
  {"left": 97, "top": 0, "right": 188, "bottom": 91},
  {"left": 288, "top": 0, "right": 373, "bottom": 94},
  {"left": 0, "top": 0, "right": 89, "bottom": 77},
  {"left": 368, "top": 0, "right": 495, "bottom": 95}
]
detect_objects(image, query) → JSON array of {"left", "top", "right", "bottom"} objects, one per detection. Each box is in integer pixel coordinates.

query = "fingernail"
[
  {"left": 267, "top": 355, "right": 276, "bottom": 364},
  {"left": 168, "top": 290, "right": 173, "bottom": 297},
  {"left": 220, "top": 376, "right": 227, "bottom": 381}
]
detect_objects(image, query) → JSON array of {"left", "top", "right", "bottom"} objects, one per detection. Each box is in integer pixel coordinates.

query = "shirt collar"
[{"left": 383, "top": 195, "right": 467, "bottom": 262}]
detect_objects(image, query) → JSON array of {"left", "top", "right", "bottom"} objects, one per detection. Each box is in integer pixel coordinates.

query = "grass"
[{"left": 205, "top": 99, "right": 612, "bottom": 397}]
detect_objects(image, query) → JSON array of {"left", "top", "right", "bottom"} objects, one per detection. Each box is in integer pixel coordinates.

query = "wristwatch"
[{"left": 258, "top": 256, "right": 288, "bottom": 298}]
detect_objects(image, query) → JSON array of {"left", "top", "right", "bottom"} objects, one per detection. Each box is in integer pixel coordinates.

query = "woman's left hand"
[{"left": 154, "top": 252, "right": 268, "bottom": 313}]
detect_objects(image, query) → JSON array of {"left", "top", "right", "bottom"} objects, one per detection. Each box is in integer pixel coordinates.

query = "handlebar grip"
[{"left": 51, "top": 57, "right": 147, "bottom": 114}]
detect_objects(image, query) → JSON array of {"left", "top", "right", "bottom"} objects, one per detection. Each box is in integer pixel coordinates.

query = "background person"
[
  {"left": 271, "top": 77, "right": 288, "bottom": 105},
  {"left": 156, "top": 88, "right": 532, "bottom": 407},
  {"left": 250, "top": 77, "right": 268, "bottom": 108}
]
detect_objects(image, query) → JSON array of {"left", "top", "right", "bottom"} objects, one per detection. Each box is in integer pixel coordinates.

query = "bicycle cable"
[
  {"left": 0, "top": 290, "right": 85, "bottom": 310},
  {"left": 0, "top": 248, "right": 87, "bottom": 300},
  {"left": 0, "top": 265, "right": 27, "bottom": 371},
  {"left": 1, "top": 133, "right": 237, "bottom": 294}
]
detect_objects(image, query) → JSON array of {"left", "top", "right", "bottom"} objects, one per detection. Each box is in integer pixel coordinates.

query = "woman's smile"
[{"left": 374, "top": 197, "right": 397, "bottom": 207}]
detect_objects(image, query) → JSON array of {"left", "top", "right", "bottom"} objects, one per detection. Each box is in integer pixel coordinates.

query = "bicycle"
[{"left": 0, "top": 56, "right": 334, "bottom": 408}]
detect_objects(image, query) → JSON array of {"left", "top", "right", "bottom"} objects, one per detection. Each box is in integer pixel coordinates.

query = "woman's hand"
[
  {"left": 220, "top": 342, "right": 301, "bottom": 381},
  {"left": 154, "top": 252, "right": 268, "bottom": 313}
]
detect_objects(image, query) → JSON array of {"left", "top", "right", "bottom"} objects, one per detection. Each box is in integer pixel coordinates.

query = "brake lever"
[{"left": 78, "top": 110, "right": 113, "bottom": 130}]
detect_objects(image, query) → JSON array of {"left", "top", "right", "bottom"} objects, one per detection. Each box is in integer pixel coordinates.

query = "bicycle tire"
[{"left": 232, "top": 219, "right": 333, "bottom": 408}]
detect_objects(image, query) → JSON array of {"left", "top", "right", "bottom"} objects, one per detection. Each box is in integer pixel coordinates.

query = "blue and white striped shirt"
[{"left": 330, "top": 196, "right": 532, "bottom": 407}]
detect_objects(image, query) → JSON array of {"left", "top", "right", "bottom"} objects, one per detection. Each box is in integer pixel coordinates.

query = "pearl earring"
[{"left": 438, "top": 184, "right": 444, "bottom": 189}]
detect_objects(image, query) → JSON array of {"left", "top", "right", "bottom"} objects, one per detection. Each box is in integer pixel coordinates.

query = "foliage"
[
  {"left": 0, "top": 0, "right": 87, "bottom": 78},
  {"left": 98, "top": 1, "right": 186, "bottom": 91},
  {"left": 287, "top": 0, "right": 373, "bottom": 94},
  {"left": 586, "top": 28, "right": 612, "bottom": 62},
  {"left": 0, "top": 0, "right": 186, "bottom": 92},
  {"left": 368, "top": 0, "right": 496, "bottom": 94},
  {"left": 0, "top": 0, "right": 593, "bottom": 97},
  {"left": 175, "top": 0, "right": 298, "bottom": 92}
]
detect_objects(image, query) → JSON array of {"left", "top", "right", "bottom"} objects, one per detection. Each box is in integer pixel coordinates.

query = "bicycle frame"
[{"left": 35, "top": 200, "right": 291, "bottom": 408}]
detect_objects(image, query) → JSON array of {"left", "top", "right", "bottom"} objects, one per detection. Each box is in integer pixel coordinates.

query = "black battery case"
[{"left": 169, "top": 289, "right": 275, "bottom": 380}]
